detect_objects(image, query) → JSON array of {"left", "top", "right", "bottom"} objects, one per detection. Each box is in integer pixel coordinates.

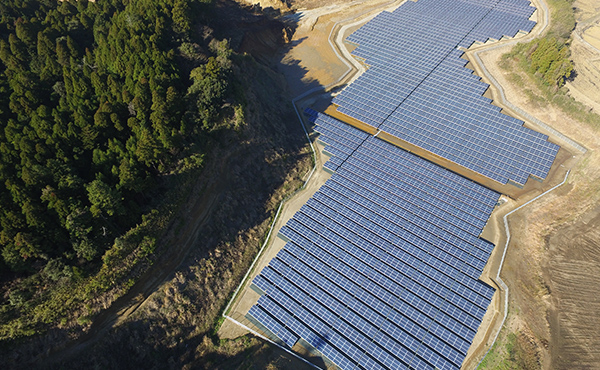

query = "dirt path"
[
  {"left": 223, "top": 1, "right": 600, "bottom": 369},
  {"left": 278, "top": 0, "right": 404, "bottom": 97},
  {"left": 219, "top": 0, "right": 409, "bottom": 341},
  {"left": 219, "top": 140, "right": 331, "bottom": 340},
  {"left": 31, "top": 151, "right": 235, "bottom": 366}
]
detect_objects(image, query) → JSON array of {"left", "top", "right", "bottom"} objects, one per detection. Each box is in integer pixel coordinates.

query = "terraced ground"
[
  {"left": 542, "top": 1, "right": 600, "bottom": 368},
  {"left": 476, "top": 0, "right": 600, "bottom": 368},
  {"left": 566, "top": 3, "right": 600, "bottom": 114}
]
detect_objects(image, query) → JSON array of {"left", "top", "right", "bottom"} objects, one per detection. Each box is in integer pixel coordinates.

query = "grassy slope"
[{"left": 499, "top": 0, "right": 600, "bottom": 127}]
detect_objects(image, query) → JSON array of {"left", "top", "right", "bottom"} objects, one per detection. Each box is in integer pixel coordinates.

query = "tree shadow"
[{"left": 48, "top": 316, "right": 323, "bottom": 370}]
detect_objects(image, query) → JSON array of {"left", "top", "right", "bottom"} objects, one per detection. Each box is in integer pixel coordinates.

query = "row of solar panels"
[
  {"left": 251, "top": 244, "right": 474, "bottom": 370},
  {"left": 333, "top": 0, "right": 558, "bottom": 186},
  {"left": 348, "top": 0, "right": 535, "bottom": 50},
  {"left": 380, "top": 49, "right": 556, "bottom": 184},
  {"left": 313, "top": 115, "right": 499, "bottom": 257},
  {"left": 312, "top": 112, "right": 499, "bottom": 209},
  {"left": 246, "top": 0, "right": 556, "bottom": 368},
  {"left": 247, "top": 111, "right": 500, "bottom": 369},
  {"left": 314, "top": 115, "right": 496, "bottom": 257}
]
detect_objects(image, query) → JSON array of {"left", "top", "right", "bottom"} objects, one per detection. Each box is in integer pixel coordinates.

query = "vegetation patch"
[
  {"left": 0, "top": 0, "right": 311, "bottom": 366},
  {"left": 0, "top": 0, "right": 247, "bottom": 344},
  {"left": 482, "top": 0, "right": 599, "bottom": 368},
  {"left": 500, "top": 0, "right": 600, "bottom": 127},
  {"left": 479, "top": 321, "right": 542, "bottom": 370}
]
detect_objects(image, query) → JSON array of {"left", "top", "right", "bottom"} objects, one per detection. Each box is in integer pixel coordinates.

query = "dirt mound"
[
  {"left": 566, "top": 1, "right": 600, "bottom": 114},
  {"left": 235, "top": 0, "right": 348, "bottom": 11},
  {"left": 212, "top": 0, "right": 293, "bottom": 60},
  {"left": 237, "top": 0, "right": 291, "bottom": 11}
]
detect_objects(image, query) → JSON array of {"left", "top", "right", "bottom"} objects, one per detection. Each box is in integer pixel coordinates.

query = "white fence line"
[
  {"left": 470, "top": 0, "right": 586, "bottom": 154},
  {"left": 477, "top": 169, "right": 570, "bottom": 367},
  {"left": 222, "top": 2, "right": 580, "bottom": 369},
  {"left": 220, "top": 2, "right": 401, "bottom": 366}
]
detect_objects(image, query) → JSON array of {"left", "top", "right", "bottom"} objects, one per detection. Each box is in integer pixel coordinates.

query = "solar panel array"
[
  {"left": 248, "top": 113, "right": 500, "bottom": 370},
  {"left": 313, "top": 112, "right": 369, "bottom": 173},
  {"left": 244, "top": 0, "right": 562, "bottom": 367},
  {"left": 333, "top": 0, "right": 559, "bottom": 185}
]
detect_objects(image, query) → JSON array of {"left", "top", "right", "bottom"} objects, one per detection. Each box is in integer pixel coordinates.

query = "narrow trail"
[{"left": 31, "top": 152, "right": 234, "bottom": 367}]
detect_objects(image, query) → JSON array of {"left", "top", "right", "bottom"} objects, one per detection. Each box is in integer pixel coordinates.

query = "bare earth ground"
[
  {"left": 278, "top": 0, "right": 403, "bottom": 96},
  {"left": 566, "top": 2, "right": 600, "bottom": 115},
  {"left": 545, "top": 205, "right": 600, "bottom": 368},
  {"left": 474, "top": 0, "right": 600, "bottom": 368},
  {"left": 219, "top": 140, "right": 332, "bottom": 341}
]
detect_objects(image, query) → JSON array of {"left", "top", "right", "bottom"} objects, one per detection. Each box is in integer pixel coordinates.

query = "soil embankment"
[
  {"left": 473, "top": 0, "right": 600, "bottom": 368},
  {"left": 566, "top": 0, "right": 600, "bottom": 114},
  {"left": 218, "top": 0, "right": 407, "bottom": 346}
]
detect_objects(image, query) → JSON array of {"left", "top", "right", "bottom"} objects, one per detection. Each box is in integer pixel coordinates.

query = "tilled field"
[
  {"left": 475, "top": 0, "right": 600, "bottom": 367},
  {"left": 545, "top": 205, "right": 600, "bottom": 368}
]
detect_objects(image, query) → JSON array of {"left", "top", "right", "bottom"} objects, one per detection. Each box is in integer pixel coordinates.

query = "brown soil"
[
  {"left": 325, "top": 104, "right": 574, "bottom": 199},
  {"left": 277, "top": 0, "right": 403, "bottom": 96},
  {"left": 219, "top": 139, "right": 331, "bottom": 340},
  {"left": 471, "top": 0, "right": 600, "bottom": 368},
  {"left": 544, "top": 205, "right": 600, "bottom": 368},
  {"left": 567, "top": 1, "right": 600, "bottom": 115}
]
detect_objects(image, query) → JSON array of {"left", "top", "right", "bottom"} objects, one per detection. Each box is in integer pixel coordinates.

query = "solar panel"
[
  {"left": 333, "top": 0, "right": 558, "bottom": 186},
  {"left": 244, "top": 0, "right": 561, "bottom": 368},
  {"left": 248, "top": 116, "right": 499, "bottom": 369}
]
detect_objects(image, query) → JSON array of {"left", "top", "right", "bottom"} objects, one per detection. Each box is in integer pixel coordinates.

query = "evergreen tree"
[{"left": 0, "top": 0, "right": 232, "bottom": 272}]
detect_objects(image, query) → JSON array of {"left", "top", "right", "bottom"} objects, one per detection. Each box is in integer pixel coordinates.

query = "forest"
[
  {"left": 0, "top": 0, "right": 309, "bottom": 362},
  {"left": 0, "top": 0, "right": 225, "bottom": 273}
]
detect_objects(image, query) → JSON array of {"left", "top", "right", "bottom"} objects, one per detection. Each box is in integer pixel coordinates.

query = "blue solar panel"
[
  {"left": 248, "top": 115, "right": 500, "bottom": 369},
  {"left": 304, "top": 107, "right": 320, "bottom": 123},
  {"left": 332, "top": 0, "right": 559, "bottom": 186},
  {"left": 244, "top": 0, "right": 560, "bottom": 368}
]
